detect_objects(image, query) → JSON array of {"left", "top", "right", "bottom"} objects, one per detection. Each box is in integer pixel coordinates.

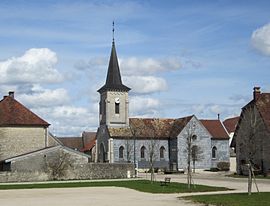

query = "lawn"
[
  {"left": 184, "top": 192, "right": 270, "bottom": 206},
  {"left": 0, "top": 180, "right": 229, "bottom": 193}
]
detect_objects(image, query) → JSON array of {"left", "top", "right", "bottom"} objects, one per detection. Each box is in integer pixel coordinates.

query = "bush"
[{"left": 217, "top": 161, "right": 230, "bottom": 171}]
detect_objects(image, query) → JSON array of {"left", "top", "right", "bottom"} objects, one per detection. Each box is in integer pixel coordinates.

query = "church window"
[
  {"left": 119, "top": 146, "right": 124, "bottom": 159},
  {"left": 212, "top": 146, "right": 217, "bottom": 159},
  {"left": 115, "top": 102, "right": 120, "bottom": 114},
  {"left": 140, "top": 146, "right": 146, "bottom": 159},
  {"left": 160, "top": 146, "right": 165, "bottom": 159}
]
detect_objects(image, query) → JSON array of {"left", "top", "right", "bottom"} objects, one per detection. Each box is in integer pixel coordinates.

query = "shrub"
[{"left": 217, "top": 161, "right": 230, "bottom": 171}]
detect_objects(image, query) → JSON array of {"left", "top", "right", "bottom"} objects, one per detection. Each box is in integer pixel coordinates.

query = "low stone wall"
[
  {"left": 0, "top": 163, "right": 135, "bottom": 183},
  {"left": 0, "top": 171, "right": 49, "bottom": 183}
]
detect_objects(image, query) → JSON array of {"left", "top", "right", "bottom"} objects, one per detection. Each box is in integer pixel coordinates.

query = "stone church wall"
[
  {"left": 113, "top": 139, "right": 170, "bottom": 170},
  {"left": 0, "top": 126, "right": 46, "bottom": 161},
  {"left": 177, "top": 117, "right": 212, "bottom": 170},
  {"left": 211, "top": 139, "right": 230, "bottom": 168}
]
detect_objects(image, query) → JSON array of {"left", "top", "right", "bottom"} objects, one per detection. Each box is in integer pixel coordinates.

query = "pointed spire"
[{"left": 97, "top": 23, "right": 130, "bottom": 93}]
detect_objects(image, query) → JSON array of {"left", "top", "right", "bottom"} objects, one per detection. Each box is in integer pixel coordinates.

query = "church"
[{"left": 96, "top": 39, "right": 230, "bottom": 171}]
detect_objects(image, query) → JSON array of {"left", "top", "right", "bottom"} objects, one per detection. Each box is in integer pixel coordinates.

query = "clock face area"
[{"left": 115, "top": 97, "right": 120, "bottom": 104}]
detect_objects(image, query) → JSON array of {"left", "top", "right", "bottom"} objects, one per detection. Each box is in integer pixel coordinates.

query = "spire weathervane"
[{"left": 112, "top": 21, "right": 115, "bottom": 43}]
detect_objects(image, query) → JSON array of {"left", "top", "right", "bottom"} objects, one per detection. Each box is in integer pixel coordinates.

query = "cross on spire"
[{"left": 112, "top": 21, "right": 115, "bottom": 43}]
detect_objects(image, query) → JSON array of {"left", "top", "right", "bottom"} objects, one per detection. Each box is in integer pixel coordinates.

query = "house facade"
[
  {"left": 96, "top": 40, "right": 230, "bottom": 171},
  {"left": 0, "top": 92, "right": 56, "bottom": 161},
  {"left": 234, "top": 87, "right": 270, "bottom": 175}
]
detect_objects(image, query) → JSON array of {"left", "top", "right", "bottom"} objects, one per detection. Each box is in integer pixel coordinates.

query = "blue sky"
[{"left": 0, "top": 0, "right": 270, "bottom": 136}]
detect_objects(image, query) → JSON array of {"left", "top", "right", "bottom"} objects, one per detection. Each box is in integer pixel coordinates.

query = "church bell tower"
[{"left": 97, "top": 31, "right": 130, "bottom": 128}]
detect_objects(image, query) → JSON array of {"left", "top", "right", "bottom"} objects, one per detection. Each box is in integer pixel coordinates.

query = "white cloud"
[
  {"left": 18, "top": 86, "right": 70, "bottom": 108},
  {"left": 0, "top": 48, "right": 63, "bottom": 84},
  {"left": 32, "top": 105, "right": 98, "bottom": 136},
  {"left": 123, "top": 75, "right": 167, "bottom": 94},
  {"left": 251, "top": 23, "right": 270, "bottom": 56},
  {"left": 129, "top": 96, "right": 160, "bottom": 117},
  {"left": 120, "top": 57, "right": 182, "bottom": 75}
]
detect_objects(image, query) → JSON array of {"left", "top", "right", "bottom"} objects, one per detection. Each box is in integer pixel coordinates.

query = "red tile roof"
[
  {"left": 82, "top": 131, "right": 96, "bottom": 147},
  {"left": 255, "top": 93, "right": 270, "bottom": 132},
  {"left": 200, "top": 120, "right": 229, "bottom": 139},
  {"left": 57, "top": 137, "right": 83, "bottom": 149},
  {"left": 108, "top": 116, "right": 193, "bottom": 139},
  {"left": 223, "top": 116, "right": 240, "bottom": 133},
  {"left": 80, "top": 138, "right": 96, "bottom": 152},
  {"left": 0, "top": 95, "right": 49, "bottom": 127}
]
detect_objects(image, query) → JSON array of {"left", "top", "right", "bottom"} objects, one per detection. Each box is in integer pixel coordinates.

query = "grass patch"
[
  {"left": 184, "top": 192, "right": 270, "bottom": 206},
  {"left": 0, "top": 180, "right": 229, "bottom": 193}
]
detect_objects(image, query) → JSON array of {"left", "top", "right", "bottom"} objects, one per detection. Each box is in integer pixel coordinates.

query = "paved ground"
[
  {"left": 1, "top": 172, "right": 270, "bottom": 206},
  {"left": 0, "top": 187, "right": 197, "bottom": 206}
]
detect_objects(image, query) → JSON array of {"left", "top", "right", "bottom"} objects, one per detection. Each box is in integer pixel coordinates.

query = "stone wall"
[
  {"left": 113, "top": 138, "right": 170, "bottom": 170},
  {"left": 211, "top": 139, "right": 230, "bottom": 168},
  {"left": 177, "top": 116, "right": 212, "bottom": 170},
  {"left": 0, "top": 163, "right": 134, "bottom": 183},
  {"left": 0, "top": 126, "right": 46, "bottom": 161}
]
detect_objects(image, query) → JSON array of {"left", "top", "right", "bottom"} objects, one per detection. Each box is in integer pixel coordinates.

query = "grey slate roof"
[{"left": 98, "top": 42, "right": 130, "bottom": 93}]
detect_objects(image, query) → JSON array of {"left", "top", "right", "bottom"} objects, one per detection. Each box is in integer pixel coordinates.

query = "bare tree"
[
  {"left": 147, "top": 137, "right": 160, "bottom": 182},
  {"left": 191, "top": 145, "right": 203, "bottom": 173},
  {"left": 44, "top": 151, "right": 72, "bottom": 180},
  {"left": 237, "top": 105, "right": 264, "bottom": 195},
  {"left": 125, "top": 139, "right": 133, "bottom": 163},
  {"left": 185, "top": 122, "right": 197, "bottom": 189}
]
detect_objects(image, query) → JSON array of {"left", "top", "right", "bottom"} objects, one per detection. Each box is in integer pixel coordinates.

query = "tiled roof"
[
  {"left": 98, "top": 42, "right": 130, "bottom": 93},
  {"left": 80, "top": 139, "right": 96, "bottom": 152},
  {"left": 80, "top": 131, "right": 96, "bottom": 152},
  {"left": 57, "top": 137, "right": 83, "bottom": 150},
  {"left": 200, "top": 120, "right": 229, "bottom": 139},
  {"left": 82, "top": 131, "right": 96, "bottom": 147},
  {"left": 0, "top": 95, "right": 49, "bottom": 127},
  {"left": 223, "top": 116, "right": 240, "bottom": 133},
  {"left": 255, "top": 93, "right": 270, "bottom": 132},
  {"left": 108, "top": 116, "right": 193, "bottom": 139}
]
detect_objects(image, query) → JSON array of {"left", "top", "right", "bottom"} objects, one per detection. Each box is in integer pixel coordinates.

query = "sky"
[{"left": 0, "top": 0, "right": 270, "bottom": 136}]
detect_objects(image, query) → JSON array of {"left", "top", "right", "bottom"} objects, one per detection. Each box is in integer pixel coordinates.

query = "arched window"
[
  {"left": 140, "top": 146, "right": 146, "bottom": 159},
  {"left": 119, "top": 146, "right": 124, "bottom": 159},
  {"left": 160, "top": 146, "right": 165, "bottom": 159},
  {"left": 212, "top": 146, "right": 217, "bottom": 159},
  {"left": 115, "top": 103, "right": 120, "bottom": 114}
]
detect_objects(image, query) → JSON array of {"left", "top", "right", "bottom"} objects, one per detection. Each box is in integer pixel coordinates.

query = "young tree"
[
  {"left": 185, "top": 122, "right": 197, "bottom": 189},
  {"left": 237, "top": 105, "right": 264, "bottom": 195},
  {"left": 125, "top": 138, "right": 133, "bottom": 162},
  {"left": 191, "top": 145, "right": 203, "bottom": 173},
  {"left": 147, "top": 137, "right": 160, "bottom": 182}
]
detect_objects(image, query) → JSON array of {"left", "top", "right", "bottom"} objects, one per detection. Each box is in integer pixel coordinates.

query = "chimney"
[
  {"left": 8, "top": 91, "right": 15, "bottom": 99},
  {"left": 217, "top": 113, "right": 220, "bottom": 120},
  {"left": 253, "top": 87, "right": 261, "bottom": 101}
]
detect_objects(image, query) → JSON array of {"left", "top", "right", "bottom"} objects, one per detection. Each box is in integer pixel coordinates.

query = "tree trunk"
[{"left": 248, "top": 164, "right": 252, "bottom": 195}]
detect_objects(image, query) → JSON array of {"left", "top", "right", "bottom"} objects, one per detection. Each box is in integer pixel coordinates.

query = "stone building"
[
  {"left": 96, "top": 40, "right": 230, "bottom": 171},
  {"left": 200, "top": 120, "right": 230, "bottom": 168},
  {"left": 0, "top": 92, "right": 58, "bottom": 161},
  {"left": 233, "top": 87, "right": 270, "bottom": 175},
  {"left": 57, "top": 131, "right": 96, "bottom": 162}
]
